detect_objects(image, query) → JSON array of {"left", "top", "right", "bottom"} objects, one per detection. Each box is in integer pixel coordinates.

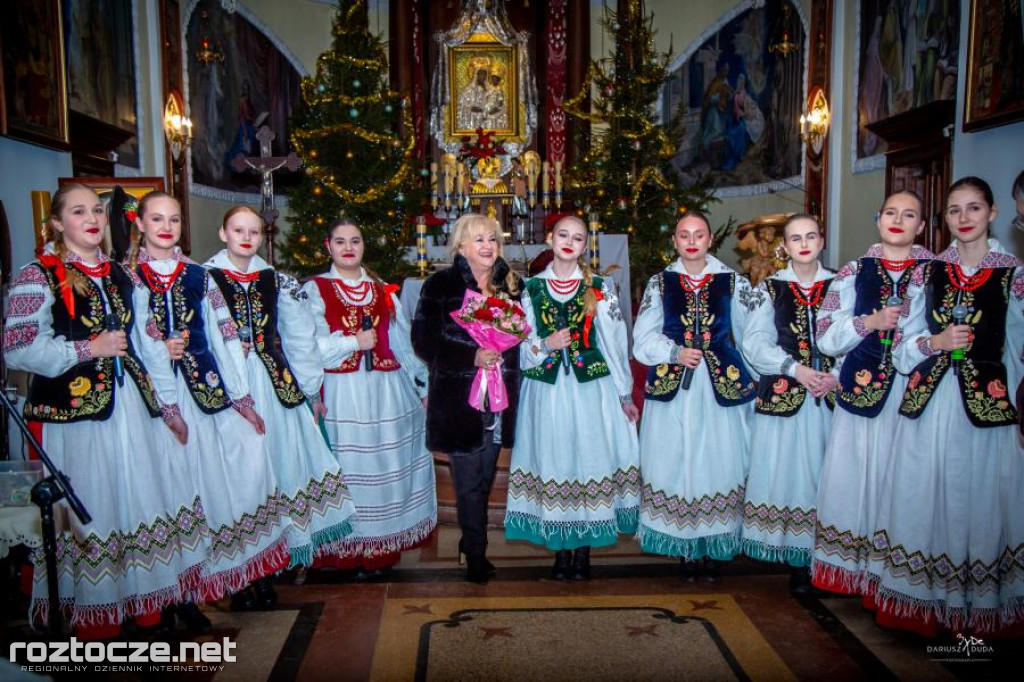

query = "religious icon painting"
[{"left": 448, "top": 41, "right": 520, "bottom": 141}]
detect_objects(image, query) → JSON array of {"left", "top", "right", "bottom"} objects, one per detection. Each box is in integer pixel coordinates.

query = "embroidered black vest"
[
  {"left": 140, "top": 262, "right": 230, "bottom": 414},
  {"left": 208, "top": 269, "right": 305, "bottom": 408},
  {"left": 25, "top": 262, "right": 161, "bottom": 423},
  {"left": 643, "top": 271, "right": 756, "bottom": 406},
  {"left": 755, "top": 278, "right": 838, "bottom": 416},
  {"left": 899, "top": 263, "right": 1017, "bottom": 427},
  {"left": 522, "top": 277, "right": 611, "bottom": 385},
  {"left": 836, "top": 258, "right": 918, "bottom": 418}
]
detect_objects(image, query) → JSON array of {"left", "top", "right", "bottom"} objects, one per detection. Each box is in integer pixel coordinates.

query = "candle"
[{"left": 31, "top": 190, "right": 51, "bottom": 255}]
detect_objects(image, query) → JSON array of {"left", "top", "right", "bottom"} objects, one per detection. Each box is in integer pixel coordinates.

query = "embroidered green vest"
[{"left": 522, "top": 277, "right": 611, "bottom": 385}]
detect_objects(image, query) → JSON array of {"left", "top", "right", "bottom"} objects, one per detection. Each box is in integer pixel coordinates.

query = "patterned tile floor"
[{"left": 2, "top": 526, "right": 1021, "bottom": 681}]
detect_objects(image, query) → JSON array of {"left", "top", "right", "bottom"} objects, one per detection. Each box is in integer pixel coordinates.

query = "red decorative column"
[
  {"left": 545, "top": 0, "right": 568, "bottom": 166},
  {"left": 565, "top": 0, "right": 590, "bottom": 165}
]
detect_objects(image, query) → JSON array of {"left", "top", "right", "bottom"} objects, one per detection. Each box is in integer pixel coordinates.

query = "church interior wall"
[{"left": 2, "top": 0, "right": 1022, "bottom": 278}]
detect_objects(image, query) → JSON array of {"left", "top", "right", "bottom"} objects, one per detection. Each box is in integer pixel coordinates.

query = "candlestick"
[
  {"left": 554, "top": 161, "right": 563, "bottom": 210},
  {"left": 541, "top": 160, "right": 550, "bottom": 209},
  {"left": 430, "top": 162, "right": 438, "bottom": 210},
  {"left": 588, "top": 213, "right": 601, "bottom": 270},
  {"left": 31, "top": 190, "right": 51, "bottom": 255},
  {"left": 416, "top": 216, "right": 428, "bottom": 278}
]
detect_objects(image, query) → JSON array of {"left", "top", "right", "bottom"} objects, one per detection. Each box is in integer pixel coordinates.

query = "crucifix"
[{"left": 231, "top": 125, "right": 302, "bottom": 264}]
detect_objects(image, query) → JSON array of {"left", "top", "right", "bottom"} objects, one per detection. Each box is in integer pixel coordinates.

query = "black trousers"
[{"left": 448, "top": 435, "right": 501, "bottom": 560}]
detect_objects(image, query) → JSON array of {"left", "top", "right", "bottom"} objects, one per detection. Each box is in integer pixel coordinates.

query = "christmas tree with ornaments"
[
  {"left": 280, "top": 0, "right": 425, "bottom": 280},
  {"left": 564, "top": 0, "right": 727, "bottom": 295}
]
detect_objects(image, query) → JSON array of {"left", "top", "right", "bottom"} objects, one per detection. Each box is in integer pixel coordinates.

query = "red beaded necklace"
[
  {"left": 946, "top": 263, "right": 992, "bottom": 292},
  {"left": 140, "top": 261, "right": 185, "bottom": 293},
  {"left": 71, "top": 261, "right": 111, "bottom": 279},
  {"left": 547, "top": 278, "right": 580, "bottom": 296},
  {"left": 789, "top": 280, "right": 824, "bottom": 307},
  {"left": 334, "top": 278, "right": 372, "bottom": 304},
  {"left": 224, "top": 269, "right": 261, "bottom": 284},
  {"left": 880, "top": 257, "right": 916, "bottom": 272},
  {"left": 679, "top": 273, "right": 711, "bottom": 292}
]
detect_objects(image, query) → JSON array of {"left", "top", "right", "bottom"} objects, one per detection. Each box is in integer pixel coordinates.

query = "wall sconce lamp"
[
  {"left": 800, "top": 87, "right": 830, "bottom": 156},
  {"left": 163, "top": 91, "right": 193, "bottom": 163}
]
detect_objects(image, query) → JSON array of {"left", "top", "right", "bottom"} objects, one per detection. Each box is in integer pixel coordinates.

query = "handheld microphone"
[
  {"left": 238, "top": 324, "right": 252, "bottom": 344},
  {"left": 553, "top": 310, "right": 570, "bottom": 374},
  {"left": 880, "top": 295, "right": 902, "bottom": 363},
  {"left": 361, "top": 314, "right": 374, "bottom": 372},
  {"left": 951, "top": 303, "right": 969, "bottom": 375},
  {"left": 168, "top": 329, "right": 183, "bottom": 374},
  {"left": 680, "top": 311, "right": 701, "bottom": 391},
  {"left": 104, "top": 313, "right": 125, "bottom": 387}
]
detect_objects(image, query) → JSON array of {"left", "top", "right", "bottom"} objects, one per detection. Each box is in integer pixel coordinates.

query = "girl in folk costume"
[
  {"left": 505, "top": 216, "right": 641, "bottom": 580},
  {"left": 205, "top": 206, "right": 357, "bottom": 570},
  {"left": 302, "top": 219, "right": 436, "bottom": 573},
  {"left": 865, "top": 177, "right": 1024, "bottom": 635},
  {"left": 3, "top": 184, "right": 203, "bottom": 638},
  {"left": 634, "top": 211, "right": 759, "bottom": 580},
  {"left": 130, "top": 192, "right": 290, "bottom": 610},
  {"left": 739, "top": 214, "right": 838, "bottom": 594},
  {"left": 811, "top": 190, "right": 934, "bottom": 595}
]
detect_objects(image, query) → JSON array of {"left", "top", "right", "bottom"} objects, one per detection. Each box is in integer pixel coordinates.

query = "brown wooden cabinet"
[{"left": 865, "top": 99, "right": 955, "bottom": 255}]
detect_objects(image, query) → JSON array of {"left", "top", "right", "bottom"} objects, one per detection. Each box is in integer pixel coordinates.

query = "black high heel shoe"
[
  {"left": 466, "top": 556, "right": 490, "bottom": 584},
  {"left": 458, "top": 540, "right": 496, "bottom": 576},
  {"left": 703, "top": 559, "right": 720, "bottom": 583},
  {"left": 570, "top": 547, "right": 591, "bottom": 580},
  {"left": 253, "top": 577, "right": 278, "bottom": 609},
  {"left": 680, "top": 558, "right": 699, "bottom": 582},
  {"left": 177, "top": 602, "right": 213, "bottom": 633},
  {"left": 230, "top": 587, "right": 256, "bottom": 611},
  {"left": 551, "top": 550, "right": 572, "bottom": 581}
]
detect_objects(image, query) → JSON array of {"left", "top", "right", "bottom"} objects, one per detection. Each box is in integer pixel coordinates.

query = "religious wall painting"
[
  {"left": 63, "top": 0, "right": 140, "bottom": 167},
  {"left": 662, "top": 0, "right": 805, "bottom": 193},
  {"left": 0, "top": 0, "right": 70, "bottom": 151},
  {"left": 185, "top": 3, "right": 302, "bottom": 197},
  {"left": 963, "top": 0, "right": 1024, "bottom": 131},
  {"left": 449, "top": 42, "right": 519, "bottom": 139},
  {"left": 855, "top": 0, "right": 960, "bottom": 161}
]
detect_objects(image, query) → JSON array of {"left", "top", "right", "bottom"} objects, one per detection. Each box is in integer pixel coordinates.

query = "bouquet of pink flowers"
[{"left": 450, "top": 290, "right": 530, "bottom": 412}]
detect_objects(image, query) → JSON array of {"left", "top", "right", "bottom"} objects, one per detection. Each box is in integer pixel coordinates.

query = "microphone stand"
[{"left": 0, "top": 388, "right": 91, "bottom": 636}]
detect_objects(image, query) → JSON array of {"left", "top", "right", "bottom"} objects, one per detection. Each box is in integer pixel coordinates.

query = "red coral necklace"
[
  {"left": 140, "top": 261, "right": 185, "bottom": 293},
  {"left": 947, "top": 263, "right": 991, "bottom": 292},
  {"left": 548, "top": 278, "right": 580, "bottom": 296},
  {"left": 679, "top": 274, "right": 711, "bottom": 292},
  {"left": 790, "top": 281, "right": 824, "bottom": 306},
  {"left": 72, "top": 261, "right": 111, "bottom": 279}
]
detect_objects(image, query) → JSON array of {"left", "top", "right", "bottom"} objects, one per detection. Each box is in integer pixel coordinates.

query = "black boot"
[
  {"left": 704, "top": 559, "right": 720, "bottom": 583},
  {"left": 230, "top": 587, "right": 256, "bottom": 611},
  {"left": 253, "top": 577, "right": 278, "bottom": 609},
  {"left": 680, "top": 558, "right": 698, "bottom": 582},
  {"left": 177, "top": 602, "right": 212, "bottom": 633},
  {"left": 466, "top": 555, "right": 490, "bottom": 584},
  {"left": 459, "top": 539, "right": 497, "bottom": 576},
  {"left": 570, "top": 546, "right": 591, "bottom": 581},
  {"left": 551, "top": 550, "right": 572, "bottom": 581},
  {"left": 789, "top": 566, "right": 812, "bottom": 596}
]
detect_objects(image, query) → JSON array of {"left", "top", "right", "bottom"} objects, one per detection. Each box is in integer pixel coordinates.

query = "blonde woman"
[{"left": 411, "top": 214, "right": 526, "bottom": 584}]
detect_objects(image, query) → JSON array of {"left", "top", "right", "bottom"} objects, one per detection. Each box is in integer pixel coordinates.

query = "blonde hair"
[
  {"left": 449, "top": 213, "right": 519, "bottom": 295},
  {"left": 552, "top": 215, "right": 599, "bottom": 318},
  {"left": 127, "top": 191, "right": 179, "bottom": 269},
  {"left": 48, "top": 183, "right": 101, "bottom": 296}
]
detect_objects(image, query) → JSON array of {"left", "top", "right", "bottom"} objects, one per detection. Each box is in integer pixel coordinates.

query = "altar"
[{"left": 401, "top": 233, "right": 634, "bottom": 335}]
